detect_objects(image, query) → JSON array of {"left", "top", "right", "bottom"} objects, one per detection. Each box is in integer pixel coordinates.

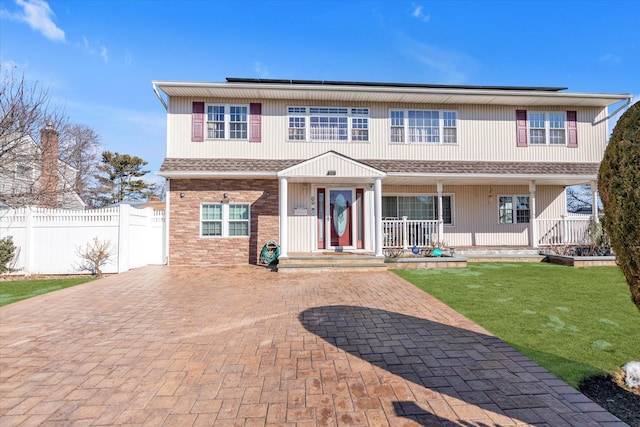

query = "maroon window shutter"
[
  {"left": 516, "top": 110, "right": 528, "bottom": 147},
  {"left": 567, "top": 110, "right": 578, "bottom": 148},
  {"left": 192, "top": 102, "right": 205, "bottom": 142},
  {"left": 250, "top": 103, "right": 262, "bottom": 142}
]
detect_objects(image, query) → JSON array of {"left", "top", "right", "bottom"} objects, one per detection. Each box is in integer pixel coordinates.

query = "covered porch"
[{"left": 276, "top": 151, "right": 602, "bottom": 259}]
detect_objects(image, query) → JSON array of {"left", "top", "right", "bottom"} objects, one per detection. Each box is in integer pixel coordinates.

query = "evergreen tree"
[
  {"left": 92, "top": 151, "right": 150, "bottom": 207},
  {"left": 598, "top": 102, "right": 640, "bottom": 310}
]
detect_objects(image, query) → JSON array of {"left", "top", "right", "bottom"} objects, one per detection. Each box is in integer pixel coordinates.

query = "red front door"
[{"left": 330, "top": 190, "right": 352, "bottom": 247}]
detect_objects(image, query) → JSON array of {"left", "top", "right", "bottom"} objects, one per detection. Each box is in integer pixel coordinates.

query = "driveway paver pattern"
[{"left": 0, "top": 266, "right": 626, "bottom": 426}]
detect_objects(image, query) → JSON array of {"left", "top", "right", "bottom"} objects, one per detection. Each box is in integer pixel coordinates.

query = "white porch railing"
[
  {"left": 382, "top": 218, "right": 440, "bottom": 249},
  {"left": 537, "top": 216, "right": 593, "bottom": 246}
]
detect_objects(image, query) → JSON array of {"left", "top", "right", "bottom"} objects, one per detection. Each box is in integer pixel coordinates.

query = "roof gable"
[{"left": 278, "top": 151, "right": 386, "bottom": 180}]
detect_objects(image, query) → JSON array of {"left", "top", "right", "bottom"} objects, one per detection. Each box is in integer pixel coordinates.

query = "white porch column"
[
  {"left": 279, "top": 177, "right": 288, "bottom": 258},
  {"left": 374, "top": 178, "right": 383, "bottom": 257},
  {"left": 590, "top": 181, "right": 600, "bottom": 223},
  {"left": 530, "top": 180, "right": 538, "bottom": 248},
  {"left": 437, "top": 180, "right": 444, "bottom": 246}
]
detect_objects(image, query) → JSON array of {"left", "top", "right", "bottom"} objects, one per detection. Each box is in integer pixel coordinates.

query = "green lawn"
[
  {"left": 0, "top": 277, "right": 96, "bottom": 306},
  {"left": 394, "top": 263, "right": 640, "bottom": 388}
]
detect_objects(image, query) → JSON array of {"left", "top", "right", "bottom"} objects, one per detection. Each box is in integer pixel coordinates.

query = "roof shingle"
[{"left": 160, "top": 158, "right": 599, "bottom": 177}]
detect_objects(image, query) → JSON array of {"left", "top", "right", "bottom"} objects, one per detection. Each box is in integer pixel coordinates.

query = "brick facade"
[{"left": 169, "top": 179, "right": 279, "bottom": 266}]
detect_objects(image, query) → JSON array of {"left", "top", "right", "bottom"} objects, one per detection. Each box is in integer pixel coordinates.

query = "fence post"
[
  {"left": 401, "top": 216, "right": 408, "bottom": 250},
  {"left": 117, "top": 204, "right": 130, "bottom": 273},
  {"left": 24, "top": 207, "right": 34, "bottom": 275}
]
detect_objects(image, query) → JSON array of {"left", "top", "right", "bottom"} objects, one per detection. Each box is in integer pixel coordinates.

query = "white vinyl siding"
[
  {"left": 167, "top": 99, "right": 606, "bottom": 164},
  {"left": 201, "top": 203, "right": 250, "bottom": 237},
  {"left": 529, "top": 111, "right": 566, "bottom": 145},
  {"left": 390, "top": 109, "right": 457, "bottom": 144},
  {"left": 206, "top": 104, "right": 248, "bottom": 140},
  {"left": 287, "top": 107, "right": 369, "bottom": 142}
]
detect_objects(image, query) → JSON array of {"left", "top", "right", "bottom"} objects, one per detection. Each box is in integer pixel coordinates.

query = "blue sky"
[{"left": 1, "top": 0, "right": 638, "bottom": 181}]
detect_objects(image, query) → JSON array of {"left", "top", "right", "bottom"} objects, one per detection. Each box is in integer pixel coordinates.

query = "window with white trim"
[
  {"left": 498, "top": 196, "right": 530, "bottom": 224},
  {"left": 390, "top": 109, "right": 457, "bottom": 144},
  {"left": 205, "top": 104, "right": 248, "bottom": 140},
  {"left": 382, "top": 195, "right": 453, "bottom": 225},
  {"left": 287, "top": 107, "right": 369, "bottom": 142},
  {"left": 16, "top": 164, "right": 33, "bottom": 180},
  {"left": 201, "top": 203, "right": 250, "bottom": 237},
  {"left": 529, "top": 111, "right": 566, "bottom": 145}
]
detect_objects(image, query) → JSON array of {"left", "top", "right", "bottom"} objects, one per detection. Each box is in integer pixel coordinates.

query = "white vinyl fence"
[{"left": 0, "top": 205, "right": 166, "bottom": 275}]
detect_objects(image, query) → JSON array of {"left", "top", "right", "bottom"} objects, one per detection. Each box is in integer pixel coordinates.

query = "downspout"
[
  {"left": 594, "top": 97, "right": 632, "bottom": 125},
  {"left": 153, "top": 83, "right": 168, "bottom": 110}
]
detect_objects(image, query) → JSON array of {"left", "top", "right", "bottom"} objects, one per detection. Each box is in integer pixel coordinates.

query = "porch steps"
[
  {"left": 453, "top": 247, "right": 544, "bottom": 262},
  {"left": 277, "top": 253, "right": 387, "bottom": 273}
]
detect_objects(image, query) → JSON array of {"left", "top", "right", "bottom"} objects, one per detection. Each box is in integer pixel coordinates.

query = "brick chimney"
[{"left": 39, "top": 121, "right": 59, "bottom": 208}]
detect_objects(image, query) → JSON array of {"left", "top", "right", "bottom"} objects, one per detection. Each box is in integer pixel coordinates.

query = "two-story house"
[
  {"left": 0, "top": 122, "right": 86, "bottom": 210},
  {"left": 153, "top": 78, "right": 631, "bottom": 266}
]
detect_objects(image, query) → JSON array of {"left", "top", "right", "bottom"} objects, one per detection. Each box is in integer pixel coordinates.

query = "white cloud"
[
  {"left": 100, "top": 46, "right": 109, "bottom": 63},
  {"left": 412, "top": 5, "right": 430, "bottom": 23},
  {"left": 6, "top": 0, "right": 65, "bottom": 42},
  {"left": 254, "top": 62, "right": 269, "bottom": 78},
  {"left": 397, "top": 33, "right": 478, "bottom": 84},
  {"left": 78, "top": 36, "right": 109, "bottom": 63},
  {"left": 599, "top": 53, "right": 621, "bottom": 64}
]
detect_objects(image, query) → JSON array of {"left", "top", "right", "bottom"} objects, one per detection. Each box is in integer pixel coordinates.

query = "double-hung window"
[
  {"left": 498, "top": 196, "right": 530, "bottom": 224},
  {"left": 206, "top": 104, "right": 248, "bottom": 140},
  {"left": 529, "top": 111, "right": 566, "bottom": 145},
  {"left": 382, "top": 195, "right": 453, "bottom": 225},
  {"left": 201, "top": 203, "right": 250, "bottom": 237},
  {"left": 287, "top": 107, "right": 369, "bottom": 142},
  {"left": 15, "top": 164, "right": 33, "bottom": 180},
  {"left": 390, "top": 109, "right": 457, "bottom": 144}
]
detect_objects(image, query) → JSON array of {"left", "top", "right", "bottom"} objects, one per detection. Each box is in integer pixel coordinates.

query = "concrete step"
[{"left": 277, "top": 254, "right": 387, "bottom": 273}]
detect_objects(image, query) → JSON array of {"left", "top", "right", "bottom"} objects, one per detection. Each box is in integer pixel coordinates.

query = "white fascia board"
[{"left": 151, "top": 80, "right": 632, "bottom": 107}]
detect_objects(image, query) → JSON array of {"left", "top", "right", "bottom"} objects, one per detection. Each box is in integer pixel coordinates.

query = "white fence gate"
[{"left": 0, "top": 205, "right": 166, "bottom": 275}]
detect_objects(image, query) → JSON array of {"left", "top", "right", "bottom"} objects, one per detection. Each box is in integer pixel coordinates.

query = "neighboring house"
[
  {"left": 153, "top": 78, "right": 632, "bottom": 266},
  {"left": 0, "top": 123, "right": 86, "bottom": 210}
]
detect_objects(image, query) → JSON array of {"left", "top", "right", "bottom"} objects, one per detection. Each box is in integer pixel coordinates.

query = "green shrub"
[
  {"left": 598, "top": 102, "right": 640, "bottom": 309},
  {"left": 0, "top": 236, "right": 17, "bottom": 274}
]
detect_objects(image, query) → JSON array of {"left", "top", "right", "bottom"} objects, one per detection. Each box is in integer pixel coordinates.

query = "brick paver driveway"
[{"left": 0, "top": 266, "right": 625, "bottom": 426}]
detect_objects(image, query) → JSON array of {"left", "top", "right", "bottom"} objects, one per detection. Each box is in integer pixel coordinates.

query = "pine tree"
[{"left": 92, "top": 151, "right": 150, "bottom": 207}]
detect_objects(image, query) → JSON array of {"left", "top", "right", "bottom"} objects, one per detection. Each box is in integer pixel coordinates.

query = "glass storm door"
[{"left": 329, "top": 190, "right": 352, "bottom": 247}]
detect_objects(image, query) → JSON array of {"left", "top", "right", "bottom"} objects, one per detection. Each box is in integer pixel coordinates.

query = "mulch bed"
[{"left": 579, "top": 373, "right": 640, "bottom": 426}]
